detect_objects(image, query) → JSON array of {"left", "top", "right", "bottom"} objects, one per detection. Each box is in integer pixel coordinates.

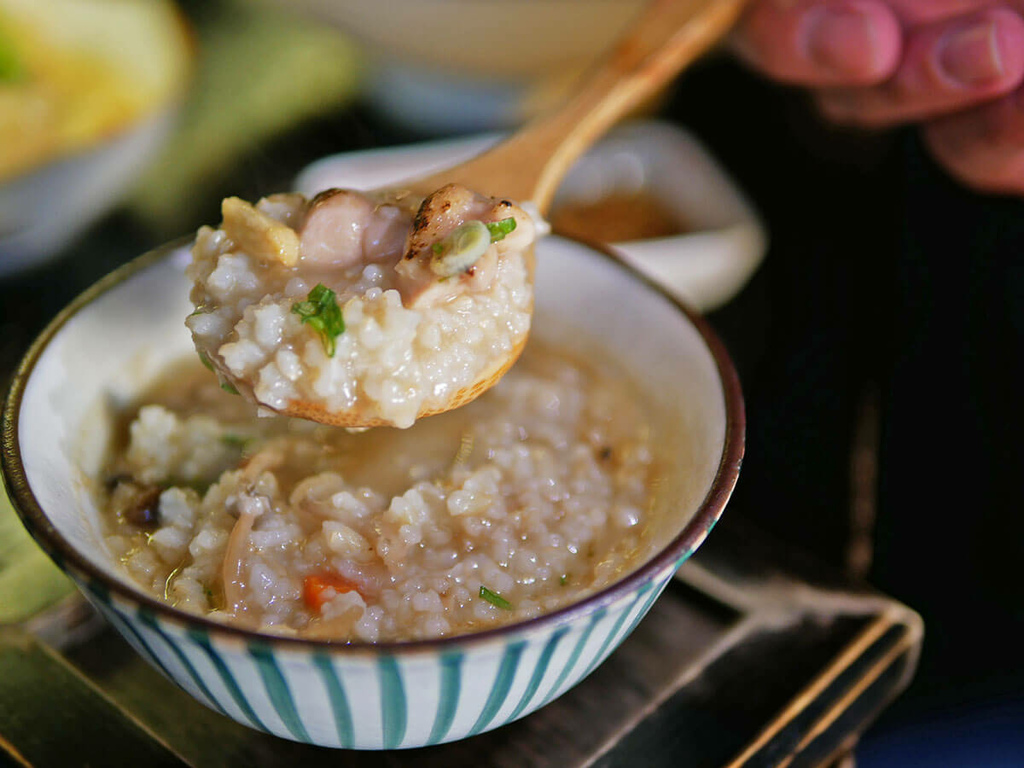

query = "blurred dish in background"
[
  {"left": 129, "top": 0, "right": 361, "bottom": 236},
  {"left": 0, "top": 0, "right": 191, "bottom": 274},
  {"left": 263, "top": 0, "right": 652, "bottom": 132},
  {"left": 0, "top": 0, "right": 190, "bottom": 182},
  {"left": 277, "top": 0, "right": 642, "bottom": 80},
  {"left": 0, "top": 482, "right": 74, "bottom": 625},
  {"left": 296, "top": 121, "right": 767, "bottom": 312}
]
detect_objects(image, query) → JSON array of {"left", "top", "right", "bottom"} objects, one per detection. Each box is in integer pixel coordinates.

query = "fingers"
[
  {"left": 734, "top": 0, "right": 902, "bottom": 86},
  {"left": 923, "top": 89, "right": 1024, "bottom": 194},
  {"left": 886, "top": 0, "right": 1006, "bottom": 26},
  {"left": 818, "top": 8, "right": 1024, "bottom": 126}
]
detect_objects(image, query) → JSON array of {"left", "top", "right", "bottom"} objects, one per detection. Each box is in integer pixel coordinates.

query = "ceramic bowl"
[{"left": 1, "top": 236, "right": 743, "bottom": 749}]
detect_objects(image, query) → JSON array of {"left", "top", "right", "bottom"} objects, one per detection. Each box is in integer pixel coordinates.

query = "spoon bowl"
[{"left": 274, "top": 334, "right": 529, "bottom": 428}]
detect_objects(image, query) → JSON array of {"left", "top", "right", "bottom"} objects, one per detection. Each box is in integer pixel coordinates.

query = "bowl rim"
[{"left": 1, "top": 235, "right": 744, "bottom": 655}]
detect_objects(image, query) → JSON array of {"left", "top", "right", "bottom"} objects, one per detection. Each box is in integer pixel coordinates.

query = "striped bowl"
[{"left": 2, "top": 235, "right": 744, "bottom": 749}]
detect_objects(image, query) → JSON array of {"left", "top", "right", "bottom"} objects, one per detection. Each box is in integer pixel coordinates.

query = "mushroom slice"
[{"left": 221, "top": 196, "right": 300, "bottom": 267}]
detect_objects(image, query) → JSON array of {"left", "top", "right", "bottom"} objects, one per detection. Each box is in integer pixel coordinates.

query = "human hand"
[{"left": 733, "top": 1, "right": 1024, "bottom": 195}]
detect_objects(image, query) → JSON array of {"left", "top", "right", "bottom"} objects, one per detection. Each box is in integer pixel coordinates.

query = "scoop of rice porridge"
[
  {"left": 101, "top": 342, "right": 660, "bottom": 642},
  {"left": 187, "top": 184, "right": 543, "bottom": 428}
]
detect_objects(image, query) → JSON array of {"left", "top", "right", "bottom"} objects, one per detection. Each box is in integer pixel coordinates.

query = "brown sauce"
[{"left": 550, "top": 190, "right": 684, "bottom": 243}]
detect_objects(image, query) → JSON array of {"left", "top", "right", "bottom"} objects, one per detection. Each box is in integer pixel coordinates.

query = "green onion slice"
[
  {"left": 291, "top": 283, "right": 345, "bottom": 357},
  {"left": 479, "top": 585, "right": 513, "bottom": 610},
  {"left": 486, "top": 217, "right": 516, "bottom": 242},
  {"left": 430, "top": 220, "right": 490, "bottom": 277}
]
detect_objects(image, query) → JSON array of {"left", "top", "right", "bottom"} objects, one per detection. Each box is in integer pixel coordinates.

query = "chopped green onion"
[
  {"left": 479, "top": 585, "right": 512, "bottom": 610},
  {"left": 220, "top": 381, "right": 239, "bottom": 395},
  {"left": 486, "top": 217, "right": 516, "bottom": 242},
  {"left": 428, "top": 217, "right": 517, "bottom": 278},
  {"left": 198, "top": 351, "right": 214, "bottom": 371},
  {"left": 220, "top": 434, "right": 249, "bottom": 449},
  {"left": 559, "top": 574, "right": 568, "bottom": 586},
  {"left": 430, "top": 221, "right": 489, "bottom": 277},
  {"left": 291, "top": 283, "right": 345, "bottom": 357}
]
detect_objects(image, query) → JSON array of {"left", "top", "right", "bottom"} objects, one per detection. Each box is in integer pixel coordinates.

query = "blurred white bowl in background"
[
  {"left": 262, "top": 0, "right": 653, "bottom": 132},
  {"left": 265, "top": 0, "right": 643, "bottom": 80},
  {"left": 0, "top": 110, "right": 179, "bottom": 276}
]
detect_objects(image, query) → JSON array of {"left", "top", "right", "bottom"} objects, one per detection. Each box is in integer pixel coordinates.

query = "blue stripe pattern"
[
  {"left": 428, "top": 652, "right": 464, "bottom": 745},
  {"left": 80, "top": 572, "right": 677, "bottom": 748},
  {"left": 99, "top": 604, "right": 175, "bottom": 683},
  {"left": 137, "top": 608, "right": 229, "bottom": 717},
  {"left": 187, "top": 629, "right": 268, "bottom": 732},
  {"left": 468, "top": 640, "right": 526, "bottom": 736},
  {"left": 623, "top": 579, "right": 669, "bottom": 639},
  {"left": 539, "top": 607, "right": 608, "bottom": 708},
  {"left": 506, "top": 626, "right": 569, "bottom": 723},
  {"left": 378, "top": 655, "right": 407, "bottom": 749},
  {"left": 249, "top": 643, "right": 311, "bottom": 743},
  {"left": 313, "top": 653, "right": 355, "bottom": 748},
  {"left": 580, "top": 585, "right": 652, "bottom": 680}
]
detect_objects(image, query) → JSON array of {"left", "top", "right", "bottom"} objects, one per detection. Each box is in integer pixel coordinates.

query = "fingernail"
[
  {"left": 940, "top": 21, "right": 1003, "bottom": 86},
  {"left": 807, "top": 4, "right": 880, "bottom": 77}
]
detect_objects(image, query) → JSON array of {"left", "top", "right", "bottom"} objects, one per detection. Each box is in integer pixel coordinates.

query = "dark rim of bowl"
[{"left": 1, "top": 234, "right": 744, "bottom": 656}]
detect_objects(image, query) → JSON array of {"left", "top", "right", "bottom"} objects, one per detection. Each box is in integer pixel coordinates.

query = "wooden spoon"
[{"left": 265, "top": 0, "right": 747, "bottom": 428}]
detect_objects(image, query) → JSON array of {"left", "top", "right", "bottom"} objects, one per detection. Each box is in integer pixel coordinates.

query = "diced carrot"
[{"left": 303, "top": 573, "right": 360, "bottom": 611}]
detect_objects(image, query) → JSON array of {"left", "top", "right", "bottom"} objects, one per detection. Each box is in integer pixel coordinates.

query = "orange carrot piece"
[{"left": 303, "top": 573, "right": 360, "bottom": 611}]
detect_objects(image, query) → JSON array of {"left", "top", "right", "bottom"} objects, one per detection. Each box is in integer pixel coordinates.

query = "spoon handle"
[{"left": 414, "top": 0, "right": 749, "bottom": 213}]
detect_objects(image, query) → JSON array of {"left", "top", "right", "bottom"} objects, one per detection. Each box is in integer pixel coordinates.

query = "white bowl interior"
[{"left": 17, "top": 237, "right": 727, "bottom": 599}]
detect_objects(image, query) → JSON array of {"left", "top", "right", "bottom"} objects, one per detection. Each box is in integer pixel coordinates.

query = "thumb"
[{"left": 734, "top": 0, "right": 902, "bottom": 86}]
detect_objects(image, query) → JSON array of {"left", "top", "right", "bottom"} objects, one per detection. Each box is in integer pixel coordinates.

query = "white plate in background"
[{"left": 296, "top": 120, "right": 767, "bottom": 312}]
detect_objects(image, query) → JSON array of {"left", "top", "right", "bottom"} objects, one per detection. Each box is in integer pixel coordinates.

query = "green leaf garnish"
[
  {"left": 479, "top": 585, "right": 512, "bottom": 610},
  {"left": 291, "top": 283, "right": 345, "bottom": 357},
  {"left": 198, "top": 351, "right": 214, "bottom": 371},
  {"left": 220, "top": 381, "right": 239, "bottom": 395},
  {"left": 486, "top": 217, "right": 516, "bottom": 242},
  {"left": 220, "top": 434, "right": 249, "bottom": 449}
]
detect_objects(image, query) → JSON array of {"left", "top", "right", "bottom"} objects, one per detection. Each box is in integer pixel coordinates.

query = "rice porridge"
[
  {"left": 187, "top": 184, "right": 543, "bottom": 428},
  {"left": 101, "top": 342, "right": 661, "bottom": 642}
]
